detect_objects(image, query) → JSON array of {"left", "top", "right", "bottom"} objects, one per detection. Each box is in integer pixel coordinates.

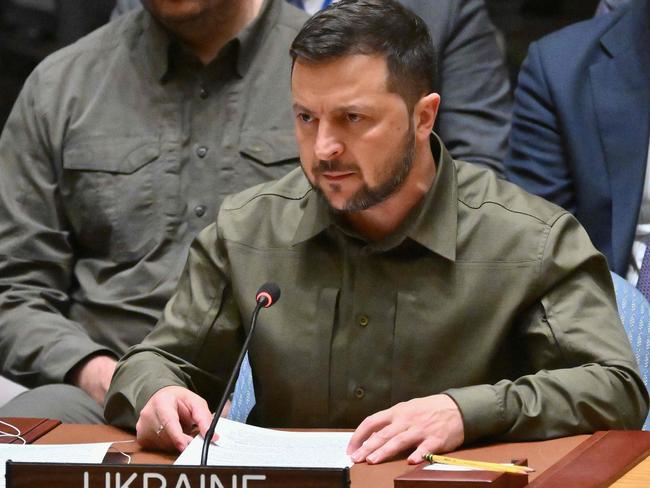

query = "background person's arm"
[
  {"left": 0, "top": 68, "right": 116, "bottom": 395},
  {"left": 504, "top": 41, "right": 576, "bottom": 212}
]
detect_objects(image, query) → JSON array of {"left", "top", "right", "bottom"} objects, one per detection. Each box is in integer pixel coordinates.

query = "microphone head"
[{"left": 256, "top": 282, "right": 281, "bottom": 308}]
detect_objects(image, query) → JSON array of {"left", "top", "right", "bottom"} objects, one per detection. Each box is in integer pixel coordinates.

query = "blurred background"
[{"left": 0, "top": 0, "right": 599, "bottom": 128}]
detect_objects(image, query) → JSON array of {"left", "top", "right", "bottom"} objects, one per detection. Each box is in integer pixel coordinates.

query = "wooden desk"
[{"left": 35, "top": 425, "right": 650, "bottom": 487}]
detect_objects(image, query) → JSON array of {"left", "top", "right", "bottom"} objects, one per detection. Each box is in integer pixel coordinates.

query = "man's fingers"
[
  {"left": 364, "top": 428, "right": 422, "bottom": 465},
  {"left": 408, "top": 437, "right": 446, "bottom": 464},
  {"left": 137, "top": 414, "right": 186, "bottom": 452},
  {"left": 177, "top": 403, "right": 197, "bottom": 433},
  {"left": 135, "top": 386, "right": 215, "bottom": 453},
  {"left": 348, "top": 395, "right": 465, "bottom": 465},
  {"left": 350, "top": 423, "right": 406, "bottom": 463},
  {"left": 156, "top": 419, "right": 192, "bottom": 451},
  {"left": 157, "top": 408, "right": 193, "bottom": 452},
  {"left": 181, "top": 395, "right": 215, "bottom": 440},
  {"left": 347, "top": 411, "right": 391, "bottom": 454}
]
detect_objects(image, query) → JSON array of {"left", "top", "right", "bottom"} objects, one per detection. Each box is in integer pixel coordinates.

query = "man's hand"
[
  {"left": 346, "top": 394, "right": 464, "bottom": 465},
  {"left": 136, "top": 386, "right": 223, "bottom": 453},
  {"left": 69, "top": 354, "right": 117, "bottom": 406}
]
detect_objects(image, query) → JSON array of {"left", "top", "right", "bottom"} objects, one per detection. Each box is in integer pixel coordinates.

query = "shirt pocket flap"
[
  {"left": 63, "top": 137, "right": 160, "bottom": 174},
  {"left": 239, "top": 130, "right": 299, "bottom": 165}
]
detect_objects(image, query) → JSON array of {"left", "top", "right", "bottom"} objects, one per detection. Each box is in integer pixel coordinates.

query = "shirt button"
[
  {"left": 196, "top": 146, "right": 208, "bottom": 158},
  {"left": 358, "top": 314, "right": 369, "bottom": 327},
  {"left": 194, "top": 205, "right": 207, "bottom": 217},
  {"left": 199, "top": 86, "right": 209, "bottom": 99},
  {"left": 354, "top": 387, "right": 365, "bottom": 399}
]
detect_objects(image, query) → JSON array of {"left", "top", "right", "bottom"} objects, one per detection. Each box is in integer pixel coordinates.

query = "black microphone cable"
[{"left": 200, "top": 282, "right": 281, "bottom": 466}]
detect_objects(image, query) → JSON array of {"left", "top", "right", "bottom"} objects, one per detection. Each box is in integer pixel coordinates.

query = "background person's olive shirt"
[
  {"left": 0, "top": 1, "right": 308, "bottom": 387},
  {"left": 105, "top": 136, "right": 648, "bottom": 442}
]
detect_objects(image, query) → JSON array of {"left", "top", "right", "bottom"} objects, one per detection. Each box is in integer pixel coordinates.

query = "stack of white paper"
[
  {"left": 175, "top": 418, "right": 353, "bottom": 469},
  {"left": 0, "top": 442, "right": 112, "bottom": 488}
]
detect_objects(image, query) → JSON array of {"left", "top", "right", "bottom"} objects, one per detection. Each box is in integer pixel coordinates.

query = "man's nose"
[{"left": 314, "top": 123, "right": 344, "bottom": 161}]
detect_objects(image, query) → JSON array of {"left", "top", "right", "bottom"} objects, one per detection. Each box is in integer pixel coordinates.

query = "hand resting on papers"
[
  {"left": 347, "top": 394, "right": 465, "bottom": 465},
  {"left": 137, "top": 386, "right": 227, "bottom": 452},
  {"left": 136, "top": 388, "right": 463, "bottom": 463}
]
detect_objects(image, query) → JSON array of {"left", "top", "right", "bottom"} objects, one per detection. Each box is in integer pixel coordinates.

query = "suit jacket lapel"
[{"left": 590, "top": 2, "right": 650, "bottom": 274}]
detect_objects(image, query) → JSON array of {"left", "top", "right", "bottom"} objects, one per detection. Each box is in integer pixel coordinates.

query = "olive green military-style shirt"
[
  {"left": 0, "top": 0, "right": 307, "bottom": 386},
  {"left": 105, "top": 136, "right": 648, "bottom": 442}
]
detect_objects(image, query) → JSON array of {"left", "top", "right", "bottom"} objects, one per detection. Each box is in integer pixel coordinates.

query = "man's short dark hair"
[{"left": 290, "top": 0, "right": 437, "bottom": 110}]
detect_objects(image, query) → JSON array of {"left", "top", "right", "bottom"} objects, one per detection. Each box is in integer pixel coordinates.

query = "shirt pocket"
[
  {"left": 392, "top": 291, "right": 494, "bottom": 402},
  {"left": 60, "top": 136, "right": 164, "bottom": 263},
  {"left": 250, "top": 286, "right": 340, "bottom": 428},
  {"left": 236, "top": 129, "right": 300, "bottom": 186}
]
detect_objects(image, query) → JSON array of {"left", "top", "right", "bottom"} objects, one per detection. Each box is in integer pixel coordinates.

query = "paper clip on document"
[{"left": 423, "top": 453, "right": 534, "bottom": 475}]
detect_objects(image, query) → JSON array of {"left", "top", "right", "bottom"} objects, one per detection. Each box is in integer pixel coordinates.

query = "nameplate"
[{"left": 6, "top": 462, "right": 350, "bottom": 488}]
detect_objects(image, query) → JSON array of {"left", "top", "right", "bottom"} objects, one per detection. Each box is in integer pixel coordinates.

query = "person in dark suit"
[
  {"left": 401, "top": 0, "right": 511, "bottom": 175},
  {"left": 504, "top": 0, "right": 650, "bottom": 280}
]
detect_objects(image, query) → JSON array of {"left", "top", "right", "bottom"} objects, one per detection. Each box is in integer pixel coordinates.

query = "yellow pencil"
[{"left": 423, "top": 454, "right": 534, "bottom": 475}]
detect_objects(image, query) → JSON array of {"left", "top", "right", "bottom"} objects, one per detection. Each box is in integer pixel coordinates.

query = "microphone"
[
  {"left": 255, "top": 282, "right": 281, "bottom": 308},
  {"left": 200, "top": 282, "right": 281, "bottom": 466}
]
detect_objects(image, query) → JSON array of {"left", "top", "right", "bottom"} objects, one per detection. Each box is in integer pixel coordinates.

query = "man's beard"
[{"left": 310, "top": 125, "right": 415, "bottom": 213}]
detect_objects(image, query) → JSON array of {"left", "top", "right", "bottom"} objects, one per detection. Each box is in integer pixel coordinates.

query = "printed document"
[
  {"left": 175, "top": 418, "right": 353, "bottom": 468},
  {"left": 0, "top": 442, "right": 112, "bottom": 488}
]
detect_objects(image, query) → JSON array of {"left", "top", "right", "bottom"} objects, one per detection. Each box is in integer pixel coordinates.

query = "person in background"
[
  {"left": 105, "top": 0, "right": 646, "bottom": 462},
  {"left": 504, "top": 0, "right": 649, "bottom": 285},
  {"left": 400, "top": 0, "right": 511, "bottom": 174},
  {"left": 114, "top": 0, "right": 512, "bottom": 174},
  {"left": 0, "top": 0, "right": 308, "bottom": 423}
]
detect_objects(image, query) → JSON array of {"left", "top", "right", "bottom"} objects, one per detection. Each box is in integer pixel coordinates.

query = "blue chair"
[
  {"left": 611, "top": 272, "right": 650, "bottom": 430},
  {"left": 227, "top": 352, "right": 256, "bottom": 423}
]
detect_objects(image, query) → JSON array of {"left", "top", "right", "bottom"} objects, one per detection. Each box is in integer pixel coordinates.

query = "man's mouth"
[{"left": 322, "top": 171, "right": 355, "bottom": 181}]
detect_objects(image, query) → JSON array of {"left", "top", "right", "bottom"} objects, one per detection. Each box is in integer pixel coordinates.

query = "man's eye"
[
  {"left": 298, "top": 113, "right": 313, "bottom": 123},
  {"left": 347, "top": 113, "right": 362, "bottom": 122}
]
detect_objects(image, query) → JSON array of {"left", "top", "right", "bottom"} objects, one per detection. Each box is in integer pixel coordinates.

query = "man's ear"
[{"left": 413, "top": 93, "right": 440, "bottom": 141}]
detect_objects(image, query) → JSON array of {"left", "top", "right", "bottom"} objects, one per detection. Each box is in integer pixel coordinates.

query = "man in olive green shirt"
[
  {"left": 105, "top": 0, "right": 648, "bottom": 463},
  {"left": 0, "top": 0, "right": 513, "bottom": 424},
  {"left": 0, "top": 0, "right": 308, "bottom": 422}
]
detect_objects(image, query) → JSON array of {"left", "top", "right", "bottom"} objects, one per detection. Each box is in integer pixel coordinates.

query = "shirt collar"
[
  {"left": 404, "top": 133, "right": 457, "bottom": 261},
  {"left": 292, "top": 187, "right": 333, "bottom": 246},
  {"left": 291, "top": 133, "right": 458, "bottom": 262},
  {"left": 139, "top": 11, "right": 171, "bottom": 82},
  {"left": 236, "top": 0, "right": 279, "bottom": 78},
  {"left": 138, "top": 0, "right": 278, "bottom": 82}
]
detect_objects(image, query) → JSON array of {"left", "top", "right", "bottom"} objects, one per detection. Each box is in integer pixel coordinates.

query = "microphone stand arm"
[{"left": 200, "top": 300, "right": 264, "bottom": 465}]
